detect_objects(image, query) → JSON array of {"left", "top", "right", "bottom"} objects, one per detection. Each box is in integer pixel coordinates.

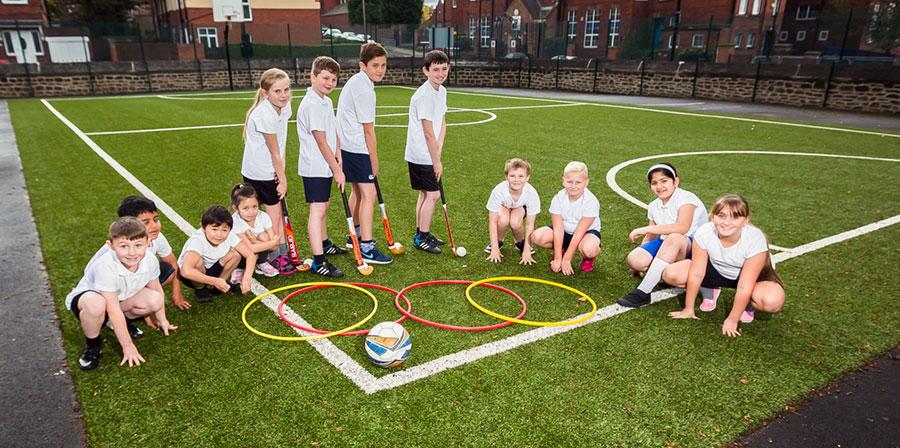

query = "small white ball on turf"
[
  {"left": 365, "top": 322, "right": 411, "bottom": 368},
  {"left": 455, "top": 246, "right": 467, "bottom": 257}
]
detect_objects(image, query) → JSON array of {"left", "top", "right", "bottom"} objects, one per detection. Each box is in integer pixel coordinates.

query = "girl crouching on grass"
[
  {"left": 229, "top": 183, "right": 280, "bottom": 283},
  {"left": 663, "top": 194, "right": 785, "bottom": 337}
]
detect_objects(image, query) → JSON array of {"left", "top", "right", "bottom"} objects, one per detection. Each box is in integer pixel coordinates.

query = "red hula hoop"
[
  {"left": 278, "top": 283, "right": 407, "bottom": 336},
  {"left": 394, "top": 280, "right": 527, "bottom": 331}
]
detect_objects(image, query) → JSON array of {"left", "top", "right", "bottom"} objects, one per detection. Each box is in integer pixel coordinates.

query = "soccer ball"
[{"left": 364, "top": 322, "right": 411, "bottom": 368}]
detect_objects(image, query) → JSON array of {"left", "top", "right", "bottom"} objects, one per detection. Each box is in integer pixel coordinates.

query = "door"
[{"left": 4, "top": 30, "right": 39, "bottom": 63}]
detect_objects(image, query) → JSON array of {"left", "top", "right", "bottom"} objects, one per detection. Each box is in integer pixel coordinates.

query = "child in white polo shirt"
[
  {"left": 405, "top": 50, "right": 450, "bottom": 254},
  {"left": 484, "top": 157, "right": 541, "bottom": 265},
  {"left": 65, "top": 217, "right": 177, "bottom": 371},
  {"left": 617, "top": 162, "right": 708, "bottom": 308},
  {"left": 297, "top": 56, "right": 347, "bottom": 277},
  {"left": 177, "top": 205, "right": 257, "bottom": 302},
  {"left": 337, "top": 42, "right": 392, "bottom": 265},
  {"left": 530, "top": 161, "right": 602, "bottom": 275},
  {"left": 240, "top": 68, "right": 297, "bottom": 275}
]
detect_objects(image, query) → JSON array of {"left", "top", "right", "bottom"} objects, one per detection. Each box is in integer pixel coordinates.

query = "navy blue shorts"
[
  {"left": 547, "top": 225, "right": 602, "bottom": 251},
  {"left": 242, "top": 176, "right": 279, "bottom": 206},
  {"left": 302, "top": 176, "right": 333, "bottom": 203},
  {"left": 179, "top": 261, "right": 224, "bottom": 289},
  {"left": 342, "top": 150, "right": 375, "bottom": 183},
  {"left": 69, "top": 291, "right": 107, "bottom": 322},
  {"left": 639, "top": 236, "right": 694, "bottom": 259},
  {"left": 701, "top": 262, "right": 740, "bottom": 289},
  {"left": 408, "top": 162, "right": 439, "bottom": 192},
  {"left": 159, "top": 260, "right": 175, "bottom": 284}
]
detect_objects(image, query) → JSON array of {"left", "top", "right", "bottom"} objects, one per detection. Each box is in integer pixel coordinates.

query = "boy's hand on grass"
[
  {"left": 519, "top": 253, "right": 536, "bottom": 265},
  {"left": 156, "top": 320, "right": 178, "bottom": 336},
  {"left": 144, "top": 315, "right": 159, "bottom": 329},
  {"left": 561, "top": 261, "right": 574, "bottom": 276},
  {"left": 486, "top": 249, "right": 503, "bottom": 263},
  {"left": 240, "top": 278, "right": 251, "bottom": 294},
  {"left": 120, "top": 346, "right": 145, "bottom": 367},
  {"left": 550, "top": 259, "right": 562, "bottom": 273},
  {"left": 212, "top": 278, "right": 229, "bottom": 293},
  {"left": 668, "top": 308, "right": 699, "bottom": 319},
  {"left": 172, "top": 291, "right": 192, "bottom": 310},
  {"left": 722, "top": 318, "right": 741, "bottom": 337}
]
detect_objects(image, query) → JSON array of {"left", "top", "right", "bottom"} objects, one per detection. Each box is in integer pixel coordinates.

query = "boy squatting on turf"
[
  {"left": 65, "top": 217, "right": 177, "bottom": 370},
  {"left": 484, "top": 157, "right": 540, "bottom": 265}
]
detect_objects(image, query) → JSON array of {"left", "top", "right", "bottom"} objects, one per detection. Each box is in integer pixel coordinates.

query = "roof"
[{"left": 322, "top": 3, "right": 347, "bottom": 17}]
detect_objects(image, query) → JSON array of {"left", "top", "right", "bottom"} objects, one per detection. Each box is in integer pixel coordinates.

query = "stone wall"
[{"left": 1, "top": 57, "right": 898, "bottom": 114}]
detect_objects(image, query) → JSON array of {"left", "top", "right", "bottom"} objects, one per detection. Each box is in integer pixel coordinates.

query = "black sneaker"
[
  {"left": 229, "top": 282, "right": 244, "bottom": 294},
  {"left": 414, "top": 234, "right": 442, "bottom": 254},
  {"left": 617, "top": 289, "right": 651, "bottom": 308},
  {"left": 484, "top": 240, "right": 504, "bottom": 254},
  {"left": 105, "top": 320, "right": 144, "bottom": 340},
  {"left": 194, "top": 287, "right": 212, "bottom": 303},
  {"left": 428, "top": 234, "right": 446, "bottom": 246},
  {"left": 514, "top": 240, "right": 535, "bottom": 254},
  {"left": 312, "top": 261, "right": 344, "bottom": 277},
  {"left": 324, "top": 242, "right": 348, "bottom": 255},
  {"left": 78, "top": 344, "right": 101, "bottom": 371}
]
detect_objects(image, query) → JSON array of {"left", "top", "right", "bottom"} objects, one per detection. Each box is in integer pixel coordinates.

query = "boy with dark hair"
[
  {"left": 405, "top": 50, "right": 450, "bottom": 254},
  {"left": 337, "top": 42, "right": 392, "bottom": 265},
  {"left": 65, "top": 217, "right": 178, "bottom": 370},
  {"left": 117, "top": 195, "right": 189, "bottom": 312},
  {"left": 297, "top": 56, "right": 347, "bottom": 277},
  {"left": 177, "top": 205, "right": 257, "bottom": 302}
]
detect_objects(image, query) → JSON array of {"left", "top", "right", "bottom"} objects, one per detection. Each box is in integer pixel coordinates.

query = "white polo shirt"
[
  {"left": 337, "top": 71, "right": 376, "bottom": 155},
  {"left": 646, "top": 187, "right": 708, "bottom": 238},
  {"left": 297, "top": 87, "right": 338, "bottom": 178},
  {"left": 231, "top": 210, "right": 273, "bottom": 237},
  {"left": 694, "top": 222, "right": 770, "bottom": 280},
  {"left": 65, "top": 245, "right": 160, "bottom": 310},
  {"left": 149, "top": 231, "right": 173, "bottom": 258},
  {"left": 241, "top": 97, "right": 292, "bottom": 181},
  {"left": 486, "top": 181, "right": 541, "bottom": 216},
  {"left": 405, "top": 81, "right": 447, "bottom": 165},
  {"left": 548, "top": 188, "right": 602, "bottom": 234},
  {"left": 177, "top": 227, "right": 242, "bottom": 270}
]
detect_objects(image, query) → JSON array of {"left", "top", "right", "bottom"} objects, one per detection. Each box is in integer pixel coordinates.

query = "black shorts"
[
  {"left": 179, "top": 261, "right": 224, "bottom": 289},
  {"left": 69, "top": 291, "right": 107, "bottom": 322},
  {"left": 547, "top": 225, "right": 602, "bottom": 251},
  {"left": 242, "top": 176, "right": 279, "bottom": 206},
  {"left": 159, "top": 260, "right": 175, "bottom": 284},
  {"left": 302, "top": 176, "right": 333, "bottom": 203},
  {"left": 408, "top": 162, "right": 439, "bottom": 192},
  {"left": 342, "top": 150, "right": 375, "bottom": 183},
  {"left": 701, "top": 262, "right": 740, "bottom": 289}
]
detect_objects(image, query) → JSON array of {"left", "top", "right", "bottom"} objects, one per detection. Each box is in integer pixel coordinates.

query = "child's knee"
[
  {"left": 78, "top": 293, "right": 106, "bottom": 318},
  {"left": 626, "top": 249, "right": 651, "bottom": 271},
  {"left": 426, "top": 191, "right": 440, "bottom": 202},
  {"left": 580, "top": 242, "right": 601, "bottom": 258}
]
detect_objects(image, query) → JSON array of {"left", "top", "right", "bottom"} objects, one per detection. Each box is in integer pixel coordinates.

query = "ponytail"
[{"left": 242, "top": 68, "right": 290, "bottom": 142}]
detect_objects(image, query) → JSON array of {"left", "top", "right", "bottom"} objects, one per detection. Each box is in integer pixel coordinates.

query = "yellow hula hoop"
[
  {"left": 465, "top": 276, "right": 597, "bottom": 327},
  {"left": 242, "top": 282, "right": 377, "bottom": 341}
]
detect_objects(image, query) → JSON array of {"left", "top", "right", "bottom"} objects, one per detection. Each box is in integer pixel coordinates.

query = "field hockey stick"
[
  {"left": 438, "top": 179, "right": 465, "bottom": 257},
  {"left": 373, "top": 176, "right": 404, "bottom": 255},
  {"left": 341, "top": 190, "right": 374, "bottom": 275},
  {"left": 280, "top": 198, "right": 310, "bottom": 270}
]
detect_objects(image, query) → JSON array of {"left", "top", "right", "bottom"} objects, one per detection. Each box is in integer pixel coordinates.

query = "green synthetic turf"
[{"left": 10, "top": 86, "right": 900, "bottom": 447}]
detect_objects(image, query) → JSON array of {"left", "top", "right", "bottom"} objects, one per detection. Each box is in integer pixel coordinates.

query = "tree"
[
  {"left": 73, "top": 0, "right": 139, "bottom": 22},
  {"left": 867, "top": 1, "right": 900, "bottom": 53},
  {"left": 348, "top": 0, "right": 424, "bottom": 26}
]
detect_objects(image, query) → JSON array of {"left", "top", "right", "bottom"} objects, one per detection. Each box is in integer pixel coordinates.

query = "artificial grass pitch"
[{"left": 9, "top": 86, "right": 900, "bottom": 447}]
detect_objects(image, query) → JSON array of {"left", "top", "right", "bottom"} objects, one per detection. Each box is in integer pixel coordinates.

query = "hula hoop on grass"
[
  {"left": 278, "top": 283, "right": 407, "bottom": 336},
  {"left": 242, "top": 282, "right": 377, "bottom": 341},
  {"left": 465, "top": 276, "right": 597, "bottom": 327},
  {"left": 394, "top": 280, "right": 527, "bottom": 331}
]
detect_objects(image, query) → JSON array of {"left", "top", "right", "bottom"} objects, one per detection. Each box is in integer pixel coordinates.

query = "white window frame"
[
  {"left": 796, "top": 5, "right": 816, "bottom": 21},
  {"left": 779, "top": 30, "right": 789, "bottom": 41},
  {"left": 819, "top": 30, "right": 829, "bottom": 40},
  {"left": 584, "top": 9, "right": 599, "bottom": 48},
  {"left": 469, "top": 17, "right": 475, "bottom": 40},
  {"left": 738, "top": 0, "right": 748, "bottom": 15},
  {"left": 197, "top": 27, "right": 219, "bottom": 48},
  {"left": 746, "top": 32, "right": 755, "bottom": 48},
  {"left": 797, "top": 30, "right": 806, "bottom": 41},
  {"left": 480, "top": 16, "right": 490, "bottom": 48},
  {"left": 751, "top": 0, "right": 761, "bottom": 15},
  {"left": 608, "top": 7, "right": 620, "bottom": 47},
  {"left": 452, "top": 0, "right": 457, "bottom": 8},
  {"left": 242, "top": 0, "right": 252, "bottom": 21},
  {"left": 692, "top": 34, "right": 703, "bottom": 47},
  {"left": 2, "top": 29, "right": 45, "bottom": 56},
  {"left": 667, "top": 34, "right": 678, "bottom": 48},
  {"left": 567, "top": 10, "right": 577, "bottom": 41},
  {"left": 1, "top": 0, "right": 29, "bottom": 4},
  {"left": 733, "top": 30, "right": 743, "bottom": 47}
]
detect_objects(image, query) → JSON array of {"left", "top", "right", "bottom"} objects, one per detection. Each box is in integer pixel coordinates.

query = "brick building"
[{"left": 1, "top": 0, "right": 49, "bottom": 63}]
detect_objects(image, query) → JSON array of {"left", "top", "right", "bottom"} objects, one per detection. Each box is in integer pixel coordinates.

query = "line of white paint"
[
  {"left": 393, "top": 85, "right": 577, "bottom": 104},
  {"left": 771, "top": 213, "right": 900, "bottom": 263},
  {"left": 40, "top": 99, "right": 373, "bottom": 390}
]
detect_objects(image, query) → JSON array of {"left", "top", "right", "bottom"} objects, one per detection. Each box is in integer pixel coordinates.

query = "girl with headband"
[{"left": 618, "top": 162, "right": 708, "bottom": 308}]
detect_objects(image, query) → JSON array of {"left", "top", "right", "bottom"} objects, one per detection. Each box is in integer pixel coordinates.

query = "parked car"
[
  {"left": 340, "top": 32, "right": 358, "bottom": 40},
  {"left": 551, "top": 55, "right": 577, "bottom": 60},
  {"left": 503, "top": 52, "right": 528, "bottom": 59},
  {"left": 323, "top": 28, "right": 342, "bottom": 37}
]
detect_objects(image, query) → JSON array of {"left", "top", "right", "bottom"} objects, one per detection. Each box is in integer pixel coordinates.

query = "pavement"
[{"left": 1, "top": 89, "right": 898, "bottom": 447}]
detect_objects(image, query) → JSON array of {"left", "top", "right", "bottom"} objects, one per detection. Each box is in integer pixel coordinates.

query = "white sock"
[
  {"left": 700, "top": 287, "right": 715, "bottom": 300},
  {"left": 637, "top": 259, "right": 670, "bottom": 294}
]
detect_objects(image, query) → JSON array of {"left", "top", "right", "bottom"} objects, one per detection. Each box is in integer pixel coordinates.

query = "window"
[
  {"left": 797, "top": 30, "right": 806, "bottom": 41},
  {"left": 819, "top": 30, "right": 829, "bottom": 40},
  {"left": 796, "top": 5, "right": 817, "bottom": 21},
  {"left": 667, "top": 34, "right": 678, "bottom": 48},
  {"left": 242, "top": 0, "right": 252, "bottom": 21},
  {"left": 480, "top": 16, "right": 490, "bottom": 48},
  {"left": 1, "top": 0, "right": 29, "bottom": 4},
  {"left": 751, "top": 0, "right": 761, "bottom": 15},
  {"left": 746, "top": 32, "right": 755, "bottom": 47},
  {"left": 198, "top": 27, "right": 218, "bottom": 48},
  {"left": 567, "top": 10, "right": 577, "bottom": 41},
  {"left": 452, "top": 0, "right": 456, "bottom": 8},
  {"left": 469, "top": 17, "right": 475, "bottom": 39},
  {"left": 692, "top": 34, "right": 703, "bottom": 47},
  {"left": 779, "top": 31, "right": 789, "bottom": 41},
  {"left": 738, "top": 0, "right": 748, "bottom": 15},
  {"left": 584, "top": 9, "right": 600, "bottom": 48},
  {"left": 2, "top": 29, "right": 44, "bottom": 55},
  {"left": 733, "top": 30, "right": 743, "bottom": 47},
  {"left": 608, "top": 8, "right": 620, "bottom": 47}
]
